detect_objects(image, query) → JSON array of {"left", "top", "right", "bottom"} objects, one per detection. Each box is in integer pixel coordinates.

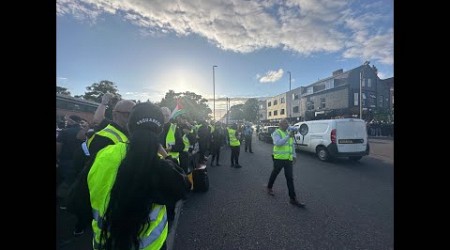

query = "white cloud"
[
  {"left": 57, "top": 0, "right": 393, "bottom": 65},
  {"left": 343, "top": 29, "right": 393, "bottom": 65},
  {"left": 259, "top": 69, "right": 284, "bottom": 83},
  {"left": 376, "top": 71, "right": 391, "bottom": 80}
]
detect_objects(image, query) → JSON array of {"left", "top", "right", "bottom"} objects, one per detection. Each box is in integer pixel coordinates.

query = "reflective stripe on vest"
[
  {"left": 182, "top": 134, "right": 190, "bottom": 152},
  {"left": 81, "top": 141, "right": 90, "bottom": 156},
  {"left": 166, "top": 123, "right": 179, "bottom": 162},
  {"left": 227, "top": 128, "right": 240, "bottom": 146},
  {"left": 87, "top": 124, "right": 127, "bottom": 149},
  {"left": 88, "top": 143, "right": 168, "bottom": 250},
  {"left": 92, "top": 205, "right": 168, "bottom": 250},
  {"left": 272, "top": 129, "right": 293, "bottom": 161}
]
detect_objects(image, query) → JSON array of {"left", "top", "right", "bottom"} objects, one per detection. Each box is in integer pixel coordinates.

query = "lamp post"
[
  {"left": 213, "top": 65, "right": 218, "bottom": 121},
  {"left": 226, "top": 97, "right": 229, "bottom": 126},
  {"left": 287, "top": 71, "right": 291, "bottom": 91},
  {"left": 360, "top": 71, "right": 363, "bottom": 119},
  {"left": 287, "top": 71, "right": 292, "bottom": 121}
]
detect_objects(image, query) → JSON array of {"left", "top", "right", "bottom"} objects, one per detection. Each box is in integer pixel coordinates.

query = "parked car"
[
  {"left": 258, "top": 125, "right": 279, "bottom": 143},
  {"left": 293, "top": 118, "right": 369, "bottom": 161}
]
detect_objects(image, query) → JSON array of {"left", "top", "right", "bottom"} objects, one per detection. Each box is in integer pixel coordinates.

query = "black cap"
[{"left": 128, "top": 102, "right": 164, "bottom": 134}]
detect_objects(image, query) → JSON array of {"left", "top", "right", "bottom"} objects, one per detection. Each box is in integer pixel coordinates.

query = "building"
[
  {"left": 286, "top": 87, "right": 303, "bottom": 123},
  {"left": 266, "top": 93, "right": 287, "bottom": 123},
  {"left": 56, "top": 93, "right": 100, "bottom": 123},
  {"left": 266, "top": 62, "right": 393, "bottom": 122},
  {"left": 381, "top": 77, "right": 394, "bottom": 121},
  {"left": 257, "top": 99, "right": 267, "bottom": 123}
]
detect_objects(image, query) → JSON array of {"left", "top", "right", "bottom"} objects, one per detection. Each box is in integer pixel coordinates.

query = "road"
[
  {"left": 172, "top": 136, "right": 393, "bottom": 250},
  {"left": 57, "top": 136, "right": 394, "bottom": 250}
]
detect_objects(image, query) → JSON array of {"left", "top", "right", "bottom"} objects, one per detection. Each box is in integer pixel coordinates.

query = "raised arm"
[{"left": 92, "top": 93, "right": 113, "bottom": 125}]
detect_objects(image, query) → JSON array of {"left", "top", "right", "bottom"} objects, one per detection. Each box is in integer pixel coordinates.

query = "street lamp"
[
  {"left": 226, "top": 97, "right": 230, "bottom": 126},
  {"left": 360, "top": 71, "right": 363, "bottom": 119},
  {"left": 213, "top": 65, "right": 218, "bottom": 121},
  {"left": 287, "top": 71, "right": 292, "bottom": 121},
  {"left": 287, "top": 71, "right": 292, "bottom": 91}
]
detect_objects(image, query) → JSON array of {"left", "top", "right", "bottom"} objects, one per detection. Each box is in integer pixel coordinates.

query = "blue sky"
[{"left": 57, "top": 0, "right": 393, "bottom": 119}]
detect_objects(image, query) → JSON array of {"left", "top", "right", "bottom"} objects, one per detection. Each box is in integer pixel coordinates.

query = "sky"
[{"left": 57, "top": 0, "right": 393, "bottom": 119}]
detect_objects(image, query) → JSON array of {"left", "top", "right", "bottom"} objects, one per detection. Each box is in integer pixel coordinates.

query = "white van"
[{"left": 293, "top": 118, "right": 369, "bottom": 161}]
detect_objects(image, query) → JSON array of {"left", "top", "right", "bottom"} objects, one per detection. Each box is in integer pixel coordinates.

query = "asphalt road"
[
  {"left": 57, "top": 135, "right": 394, "bottom": 250},
  {"left": 172, "top": 136, "right": 393, "bottom": 250}
]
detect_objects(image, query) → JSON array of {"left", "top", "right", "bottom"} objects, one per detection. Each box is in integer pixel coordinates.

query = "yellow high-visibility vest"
[
  {"left": 87, "top": 124, "right": 128, "bottom": 149},
  {"left": 227, "top": 128, "right": 240, "bottom": 147},
  {"left": 88, "top": 143, "right": 168, "bottom": 250},
  {"left": 272, "top": 129, "right": 293, "bottom": 161},
  {"left": 166, "top": 123, "right": 179, "bottom": 163}
]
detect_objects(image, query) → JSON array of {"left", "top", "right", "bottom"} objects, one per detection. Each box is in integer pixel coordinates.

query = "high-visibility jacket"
[
  {"left": 166, "top": 123, "right": 179, "bottom": 163},
  {"left": 88, "top": 143, "right": 168, "bottom": 250},
  {"left": 272, "top": 129, "right": 294, "bottom": 161},
  {"left": 227, "top": 128, "right": 240, "bottom": 147},
  {"left": 194, "top": 124, "right": 201, "bottom": 135},
  {"left": 182, "top": 133, "right": 190, "bottom": 152},
  {"left": 87, "top": 124, "right": 128, "bottom": 149}
]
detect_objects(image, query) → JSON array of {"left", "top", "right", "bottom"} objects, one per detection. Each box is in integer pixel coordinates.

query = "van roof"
[{"left": 294, "top": 118, "right": 364, "bottom": 126}]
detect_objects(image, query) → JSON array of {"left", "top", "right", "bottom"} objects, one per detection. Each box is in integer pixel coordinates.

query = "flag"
[{"left": 170, "top": 97, "right": 186, "bottom": 119}]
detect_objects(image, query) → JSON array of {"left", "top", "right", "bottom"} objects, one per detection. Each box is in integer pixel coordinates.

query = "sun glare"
[{"left": 156, "top": 66, "right": 210, "bottom": 97}]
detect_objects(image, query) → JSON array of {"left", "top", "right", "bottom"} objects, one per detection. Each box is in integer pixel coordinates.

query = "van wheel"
[
  {"left": 316, "top": 147, "right": 330, "bottom": 161},
  {"left": 349, "top": 156, "right": 362, "bottom": 161}
]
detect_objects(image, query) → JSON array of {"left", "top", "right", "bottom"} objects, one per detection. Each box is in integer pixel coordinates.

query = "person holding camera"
[{"left": 266, "top": 119, "right": 305, "bottom": 207}]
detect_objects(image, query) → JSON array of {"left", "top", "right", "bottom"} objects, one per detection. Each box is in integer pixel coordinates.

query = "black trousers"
[
  {"left": 211, "top": 143, "right": 221, "bottom": 164},
  {"left": 244, "top": 135, "right": 252, "bottom": 152},
  {"left": 267, "top": 159, "right": 296, "bottom": 199},
  {"left": 230, "top": 145, "right": 240, "bottom": 165}
]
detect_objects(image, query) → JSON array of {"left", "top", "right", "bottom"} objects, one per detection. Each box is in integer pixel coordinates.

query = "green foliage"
[
  {"left": 159, "top": 90, "right": 212, "bottom": 122},
  {"left": 229, "top": 104, "right": 244, "bottom": 121},
  {"left": 78, "top": 80, "right": 122, "bottom": 119},
  {"left": 56, "top": 86, "right": 71, "bottom": 96},
  {"left": 242, "top": 98, "right": 259, "bottom": 122},
  {"left": 81, "top": 80, "right": 122, "bottom": 103}
]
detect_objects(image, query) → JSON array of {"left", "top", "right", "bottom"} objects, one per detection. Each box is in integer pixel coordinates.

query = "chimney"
[{"left": 332, "top": 69, "right": 343, "bottom": 76}]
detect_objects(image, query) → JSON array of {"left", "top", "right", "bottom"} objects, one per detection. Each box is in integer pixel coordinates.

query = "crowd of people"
[{"left": 57, "top": 94, "right": 300, "bottom": 250}]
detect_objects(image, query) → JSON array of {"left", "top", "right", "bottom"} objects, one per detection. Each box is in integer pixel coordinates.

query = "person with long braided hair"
[{"left": 88, "top": 102, "right": 191, "bottom": 250}]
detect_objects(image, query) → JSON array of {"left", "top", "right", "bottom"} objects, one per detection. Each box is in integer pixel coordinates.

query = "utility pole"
[
  {"left": 226, "top": 97, "right": 229, "bottom": 126},
  {"left": 360, "top": 71, "right": 363, "bottom": 119},
  {"left": 213, "top": 65, "right": 218, "bottom": 121}
]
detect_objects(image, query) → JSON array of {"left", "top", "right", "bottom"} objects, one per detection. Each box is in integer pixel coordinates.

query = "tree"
[
  {"left": 229, "top": 104, "right": 244, "bottom": 121},
  {"left": 242, "top": 98, "right": 259, "bottom": 122},
  {"left": 78, "top": 80, "right": 122, "bottom": 120},
  {"left": 159, "top": 90, "right": 212, "bottom": 122},
  {"left": 56, "top": 86, "right": 71, "bottom": 96},
  {"left": 80, "top": 80, "right": 121, "bottom": 103}
]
